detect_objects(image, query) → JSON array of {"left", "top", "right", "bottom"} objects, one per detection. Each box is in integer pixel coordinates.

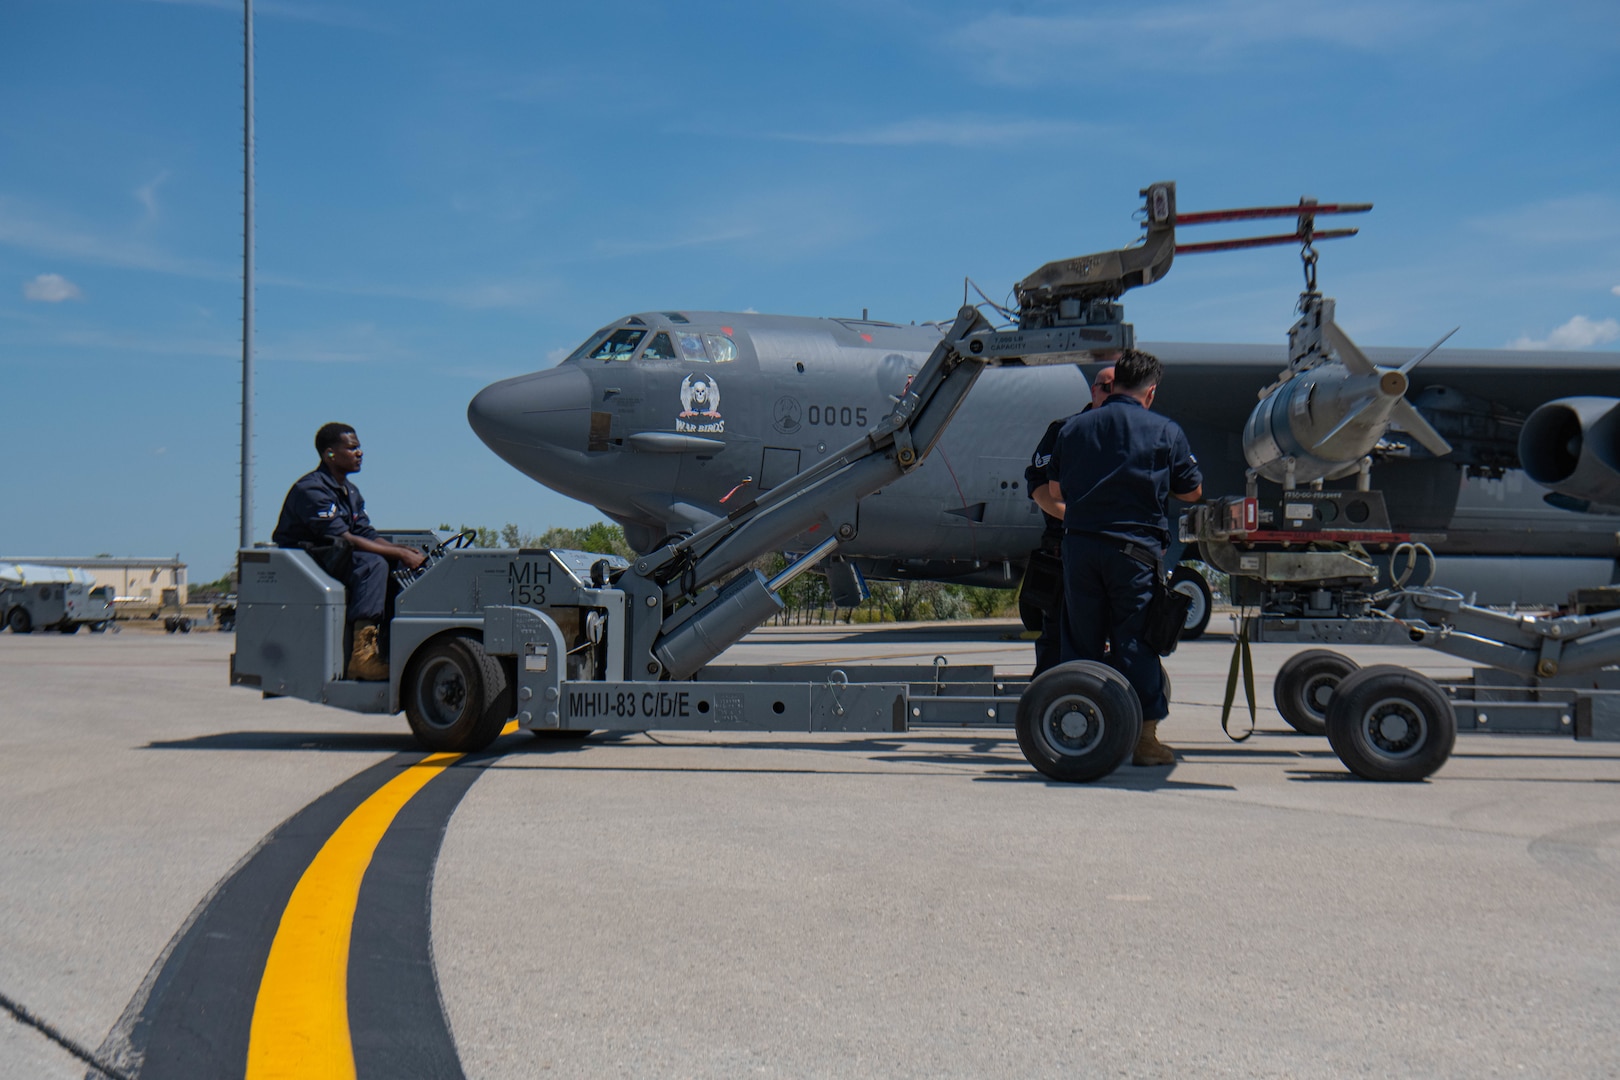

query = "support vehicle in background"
[{"left": 0, "top": 563, "right": 113, "bottom": 634}]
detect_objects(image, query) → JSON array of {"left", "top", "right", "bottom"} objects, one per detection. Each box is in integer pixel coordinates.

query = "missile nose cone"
[
  {"left": 1379, "top": 370, "right": 1408, "bottom": 397},
  {"left": 468, "top": 364, "right": 594, "bottom": 456}
]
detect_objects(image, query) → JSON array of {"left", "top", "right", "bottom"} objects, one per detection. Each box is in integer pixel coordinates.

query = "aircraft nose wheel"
[
  {"left": 1015, "top": 661, "right": 1141, "bottom": 783},
  {"left": 1169, "top": 564, "right": 1213, "bottom": 640},
  {"left": 1324, "top": 664, "right": 1455, "bottom": 782}
]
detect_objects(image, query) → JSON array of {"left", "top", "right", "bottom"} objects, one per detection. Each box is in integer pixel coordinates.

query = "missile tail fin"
[
  {"left": 1392, "top": 399, "right": 1453, "bottom": 457},
  {"left": 1310, "top": 397, "right": 1377, "bottom": 453},
  {"left": 1323, "top": 320, "right": 1377, "bottom": 375},
  {"left": 1398, "top": 328, "right": 1459, "bottom": 374}
]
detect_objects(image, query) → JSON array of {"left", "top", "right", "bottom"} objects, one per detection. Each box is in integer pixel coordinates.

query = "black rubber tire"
[
  {"left": 403, "top": 635, "right": 511, "bottom": 753},
  {"left": 179, "top": 618, "right": 191, "bottom": 634},
  {"left": 1169, "top": 564, "right": 1213, "bottom": 641},
  {"left": 1015, "top": 660, "right": 1141, "bottom": 783},
  {"left": 1324, "top": 665, "right": 1456, "bottom": 782},
  {"left": 7, "top": 608, "right": 32, "bottom": 634},
  {"left": 1273, "top": 649, "right": 1360, "bottom": 736},
  {"left": 90, "top": 622, "right": 108, "bottom": 633},
  {"left": 59, "top": 624, "right": 80, "bottom": 635}
]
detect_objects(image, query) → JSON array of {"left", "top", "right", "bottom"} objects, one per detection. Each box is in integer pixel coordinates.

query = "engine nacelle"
[
  {"left": 1518, "top": 396, "right": 1620, "bottom": 509},
  {"left": 1243, "top": 365, "right": 1411, "bottom": 484}
]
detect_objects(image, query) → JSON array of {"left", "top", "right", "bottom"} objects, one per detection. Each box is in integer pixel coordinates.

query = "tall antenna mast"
[{"left": 240, "top": 0, "right": 255, "bottom": 549}]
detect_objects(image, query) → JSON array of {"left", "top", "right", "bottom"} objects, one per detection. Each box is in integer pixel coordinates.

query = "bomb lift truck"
[
  {"left": 235, "top": 182, "right": 1610, "bottom": 784},
  {"left": 230, "top": 183, "right": 1202, "bottom": 785}
]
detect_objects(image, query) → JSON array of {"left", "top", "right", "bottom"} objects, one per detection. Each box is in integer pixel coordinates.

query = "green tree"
[{"left": 436, "top": 521, "right": 632, "bottom": 557}]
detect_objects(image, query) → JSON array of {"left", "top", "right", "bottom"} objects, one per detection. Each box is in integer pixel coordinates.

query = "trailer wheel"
[
  {"left": 90, "top": 622, "right": 108, "bottom": 633},
  {"left": 403, "top": 636, "right": 511, "bottom": 753},
  {"left": 1015, "top": 660, "right": 1141, "bottom": 783},
  {"left": 1324, "top": 665, "right": 1456, "bottom": 782},
  {"left": 1169, "top": 565, "right": 1213, "bottom": 640},
  {"left": 7, "top": 608, "right": 32, "bottom": 634},
  {"left": 1273, "top": 649, "right": 1359, "bottom": 736}
]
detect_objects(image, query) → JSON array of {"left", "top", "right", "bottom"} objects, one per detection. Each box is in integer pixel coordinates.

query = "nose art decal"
[{"left": 677, "top": 374, "right": 725, "bottom": 434}]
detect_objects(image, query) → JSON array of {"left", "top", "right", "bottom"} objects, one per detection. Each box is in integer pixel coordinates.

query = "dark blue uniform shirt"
[
  {"left": 271, "top": 466, "right": 379, "bottom": 548},
  {"left": 1025, "top": 418, "right": 1067, "bottom": 541},
  {"left": 1049, "top": 394, "right": 1201, "bottom": 555}
]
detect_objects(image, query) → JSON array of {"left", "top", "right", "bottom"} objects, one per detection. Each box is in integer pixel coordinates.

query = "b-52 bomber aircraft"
[{"left": 469, "top": 184, "right": 1620, "bottom": 630}]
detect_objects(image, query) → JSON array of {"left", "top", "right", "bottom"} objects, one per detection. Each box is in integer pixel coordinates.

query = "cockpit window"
[
  {"left": 674, "top": 332, "right": 738, "bottom": 363},
  {"left": 588, "top": 328, "right": 646, "bottom": 361},
  {"left": 677, "top": 333, "right": 709, "bottom": 362},
  {"left": 702, "top": 333, "right": 738, "bottom": 363},
  {"left": 643, "top": 332, "right": 678, "bottom": 361},
  {"left": 562, "top": 328, "right": 612, "bottom": 365}
]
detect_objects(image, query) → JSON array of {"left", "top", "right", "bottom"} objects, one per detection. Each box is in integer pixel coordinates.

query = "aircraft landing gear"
[{"left": 1170, "top": 564, "right": 1213, "bottom": 640}]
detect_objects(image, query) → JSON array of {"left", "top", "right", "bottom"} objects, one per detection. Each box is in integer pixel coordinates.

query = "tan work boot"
[
  {"left": 1133, "top": 719, "right": 1176, "bottom": 766},
  {"left": 348, "top": 622, "right": 389, "bottom": 681}
]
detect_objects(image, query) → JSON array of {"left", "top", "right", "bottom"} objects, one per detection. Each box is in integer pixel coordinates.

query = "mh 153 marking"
[{"left": 508, "top": 559, "right": 550, "bottom": 606}]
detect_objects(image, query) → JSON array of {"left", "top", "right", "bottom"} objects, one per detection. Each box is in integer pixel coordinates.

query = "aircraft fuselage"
[{"left": 469, "top": 311, "right": 1620, "bottom": 597}]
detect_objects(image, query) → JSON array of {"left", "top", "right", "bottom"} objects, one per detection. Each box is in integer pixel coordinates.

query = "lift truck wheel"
[
  {"left": 403, "top": 635, "right": 511, "bottom": 753},
  {"left": 1169, "top": 565, "right": 1213, "bottom": 641},
  {"left": 1273, "top": 649, "right": 1360, "bottom": 736},
  {"left": 7, "top": 607, "right": 32, "bottom": 634},
  {"left": 1324, "top": 665, "right": 1456, "bottom": 782},
  {"left": 1015, "top": 661, "right": 1141, "bottom": 783}
]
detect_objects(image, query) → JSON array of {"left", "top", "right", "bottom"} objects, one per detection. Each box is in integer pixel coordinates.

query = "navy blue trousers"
[
  {"left": 344, "top": 550, "right": 389, "bottom": 622},
  {"left": 1059, "top": 533, "right": 1168, "bottom": 720}
]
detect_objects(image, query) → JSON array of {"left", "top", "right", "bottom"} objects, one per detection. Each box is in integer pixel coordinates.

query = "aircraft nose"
[{"left": 468, "top": 365, "right": 594, "bottom": 456}]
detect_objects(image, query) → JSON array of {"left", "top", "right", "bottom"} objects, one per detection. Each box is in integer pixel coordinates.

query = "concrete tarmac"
[{"left": 1, "top": 624, "right": 1617, "bottom": 1077}]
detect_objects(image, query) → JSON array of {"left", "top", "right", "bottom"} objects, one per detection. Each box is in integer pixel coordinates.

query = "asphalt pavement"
[{"left": 1, "top": 623, "right": 1616, "bottom": 1078}]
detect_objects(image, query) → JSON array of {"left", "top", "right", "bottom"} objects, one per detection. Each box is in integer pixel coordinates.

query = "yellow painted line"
[{"left": 246, "top": 721, "right": 518, "bottom": 1079}]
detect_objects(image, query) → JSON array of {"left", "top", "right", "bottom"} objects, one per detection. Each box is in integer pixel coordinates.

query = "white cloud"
[
  {"left": 1466, "top": 194, "right": 1620, "bottom": 245},
  {"left": 1508, "top": 315, "right": 1620, "bottom": 350},
  {"left": 135, "top": 171, "right": 170, "bottom": 221},
  {"left": 943, "top": 0, "right": 1461, "bottom": 84},
  {"left": 23, "top": 273, "right": 83, "bottom": 302},
  {"left": 0, "top": 194, "right": 230, "bottom": 280},
  {"left": 1612, "top": 285, "right": 1620, "bottom": 298}
]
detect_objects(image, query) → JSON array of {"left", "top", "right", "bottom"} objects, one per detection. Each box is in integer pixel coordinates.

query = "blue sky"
[{"left": 3, "top": 0, "right": 1618, "bottom": 579}]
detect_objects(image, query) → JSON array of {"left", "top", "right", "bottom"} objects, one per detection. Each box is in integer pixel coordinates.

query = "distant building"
[{"left": 0, "top": 556, "right": 187, "bottom": 606}]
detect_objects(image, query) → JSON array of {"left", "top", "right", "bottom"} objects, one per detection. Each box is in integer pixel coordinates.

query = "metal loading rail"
[
  {"left": 1396, "top": 587, "right": 1620, "bottom": 740},
  {"left": 1258, "top": 587, "right": 1620, "bottom": 783},
  {"left": 700, "top": 663, "right": 1029, "bottom": 729}
]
